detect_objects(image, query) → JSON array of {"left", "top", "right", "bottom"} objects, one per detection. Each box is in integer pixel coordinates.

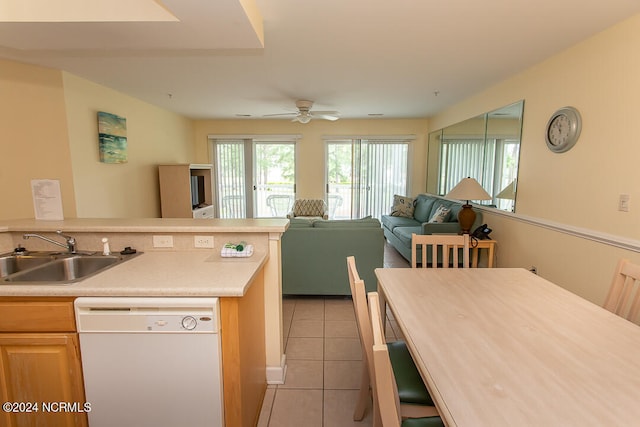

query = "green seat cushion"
[
  {"left": 381, "top": 215, "right": 420, "bottom": 231},
  {"left": 312, "top": 217, "right": 381, "bottom": 228},
  {"left": 402, "top": 417, "right": 445, "bottom": 427},
  {"left": 387, "top": 341, "right": 434, "bottom": 406},
  {"left": 288, "top": 218, "right": 315, "bottom": 228},
  {"left": 393, "top": 226, "right": 422, "bottom": 248}
]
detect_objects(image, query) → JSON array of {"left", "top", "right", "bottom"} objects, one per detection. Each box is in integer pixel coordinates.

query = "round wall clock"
[{"left": 545, "top": 106, "right": 582, "bottom": 153}]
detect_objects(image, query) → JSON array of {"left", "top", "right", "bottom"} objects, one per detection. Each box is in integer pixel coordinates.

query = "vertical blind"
[
  {"left": 360, "top": 140, "right": 409, "bottom": 219},
  {"left": 326, "top": 137, "right": 411, "bottom": 220},
  {"left": 439, "top": 137, "right": 518, "bottom": 210},
  {"left": 214, "top": 140, "right": 246, "bottom": 218},
  {"left": 439, "top": 138, "right": 492, "bottom": 196}
]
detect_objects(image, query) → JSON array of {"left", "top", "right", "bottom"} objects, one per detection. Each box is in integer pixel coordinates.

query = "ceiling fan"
[{"left": 265, "top": 100, "right": 339, "bottom": 123}]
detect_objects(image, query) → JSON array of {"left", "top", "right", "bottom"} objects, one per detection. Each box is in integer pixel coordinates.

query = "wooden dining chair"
[
  {"left": 347, "top": 255, "right": 362, "bottom": 290},
  {"left": 411, "top": 233, "right": 470, "bottom": 268},
  {"left": 368, "top": 291, "right": 445, "bottom": 427},
  {"left": 603, "top": 258, "right": 640, "bottom": 323},
  {"left": 346, "top": 256, "right": 439, "bottom": 424}
]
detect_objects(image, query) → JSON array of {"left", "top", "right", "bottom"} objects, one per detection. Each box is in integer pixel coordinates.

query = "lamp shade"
[
  {"left": 496, "top": 180, "right": 516, "bottom": 200},
  {"left": 446, "top": 177, "right": 492, "bottom": 203}
]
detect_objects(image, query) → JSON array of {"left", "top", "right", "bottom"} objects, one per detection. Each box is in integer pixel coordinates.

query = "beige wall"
[
  {"left": 193, "top": 118, "right": 430, "bottom": 199},
  {"left": 2, "top": 58, "right": 429, "bottom": 220},
  {"left": 0, "top": 60, "right": 196, "bottom": 220},
  {"left": 0, "top": 59, "right": 77, "bottom": 220},
  {"left": 431, "top": 13, "right": 640, "bottom": 303},
  {"left": 63, "top": 73, "right": 195, "bottom": 218}
]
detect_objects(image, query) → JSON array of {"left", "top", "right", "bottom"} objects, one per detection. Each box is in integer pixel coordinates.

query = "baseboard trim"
[{"left": 266, "top": 354, "right": 287, "bottom": 385}]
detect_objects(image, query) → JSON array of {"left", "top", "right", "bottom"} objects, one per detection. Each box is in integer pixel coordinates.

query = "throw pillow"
[
  {"left": 390, "top": 195, "right": 414, "bottom": 218},
  {"left": 429, "top": 205, "right": 451, "bottom": 223}
]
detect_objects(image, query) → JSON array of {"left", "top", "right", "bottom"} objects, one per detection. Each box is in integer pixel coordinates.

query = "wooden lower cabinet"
[
  {"left": 0, "top": 298, "right": 87, "bottom": 427},
  {"left": 220, "top": 269, "right": 267, "bottom": 427}
]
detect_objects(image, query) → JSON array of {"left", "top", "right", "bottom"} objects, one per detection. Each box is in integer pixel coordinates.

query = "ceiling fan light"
[{"left": 297, "top": 115, "right": 311, "bottom": 124}]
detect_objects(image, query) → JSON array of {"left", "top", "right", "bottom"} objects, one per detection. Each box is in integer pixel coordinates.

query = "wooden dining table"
[{"left": 375, "top": 267, "right": 640, "bottom": 427}]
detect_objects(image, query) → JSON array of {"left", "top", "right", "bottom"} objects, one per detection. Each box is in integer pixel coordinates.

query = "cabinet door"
[{"left": 0, "top": 333, "right": 87, "bottom": 427}]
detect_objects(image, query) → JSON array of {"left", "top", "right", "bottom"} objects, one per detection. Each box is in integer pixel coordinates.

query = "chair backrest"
[
  {"left": 368, "top": 291, "right": 402, "bottom": 427},
  {"left": 328, "top": 194, "right": 344, "bottom": 219},
  {"left": 346, "top": 256, "right": 375, "bottom": 384},
  {"left": 603, "top": 259, "right": 640, "bottom": 323},
  {"left": 346, "top": 255, "right": 362, "bottom": 288},
  {"left": 291, "top": 199, "right": 327, "bottom": 218},
  {"left": 221, "top": 195, "right": 244, "bottom": 218},
  {"left": 411, "top": 233, "right": 470, "bottom": 268},
  {"left": 266, "top": 194, "right": 293, "bottom": 217}
]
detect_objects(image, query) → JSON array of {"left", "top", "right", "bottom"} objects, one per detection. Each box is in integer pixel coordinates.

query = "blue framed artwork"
[{"left": 97, "top": 111, "right": 128, "bottom": 163}]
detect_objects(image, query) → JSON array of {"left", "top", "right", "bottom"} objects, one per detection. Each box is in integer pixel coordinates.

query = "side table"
[{"left": 471, "top": 239, "right": 497, "bottom": 268}]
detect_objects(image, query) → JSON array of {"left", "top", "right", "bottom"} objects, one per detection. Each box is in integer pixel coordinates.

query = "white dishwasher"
[{"left": 75, "top": 297, "right": 224, "bottom": 427}]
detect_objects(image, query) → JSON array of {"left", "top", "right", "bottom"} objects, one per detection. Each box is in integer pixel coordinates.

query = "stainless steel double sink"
[{"left": 0, "top": 251, "right": 140, "bottom": 285}]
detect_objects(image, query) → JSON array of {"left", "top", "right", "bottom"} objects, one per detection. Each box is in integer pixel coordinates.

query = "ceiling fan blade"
[
  {"left": 312, "top": 111, "right": 340, "bottom": 121},
  {"left": 264, "top": 112, "right": 297, "bottom": 117}
]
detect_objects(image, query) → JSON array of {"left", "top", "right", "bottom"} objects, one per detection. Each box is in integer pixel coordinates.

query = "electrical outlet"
[
  {"left": 152, "top": 235, "right": 174, "bottom": 248},
  {"left": 619, "top": 194, "right": 630, "bottom": 212},
  {"left": 194, "top": 235, "right": 214, "bottom": 248}
]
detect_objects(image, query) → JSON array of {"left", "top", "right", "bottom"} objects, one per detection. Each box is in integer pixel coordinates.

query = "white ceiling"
[{"left": 1, "top": 0, "right": 639, "bottom": 120}]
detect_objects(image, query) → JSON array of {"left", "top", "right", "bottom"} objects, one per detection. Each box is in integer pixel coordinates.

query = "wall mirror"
[{"left": 426, "top": 100, "right": 524, "bottom": 212}]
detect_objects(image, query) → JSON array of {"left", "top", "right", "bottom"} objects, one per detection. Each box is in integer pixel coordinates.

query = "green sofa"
[
  {"left": 281, "top": 217, "right": 384, "bottom": 295},
  {"left": 381, "top": 194, "right": 483, "bottom": 263}
]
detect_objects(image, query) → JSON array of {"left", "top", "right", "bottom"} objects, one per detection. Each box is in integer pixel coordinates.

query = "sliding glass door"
[
  {"left": 326, "top": 139, "right": 409, "bottom": 220},
  {"left": 213, "top": 138, "right": 296, "bottom": 218},
  {"left": 254, "top": 143, "right": 296, "bottom": 217}
]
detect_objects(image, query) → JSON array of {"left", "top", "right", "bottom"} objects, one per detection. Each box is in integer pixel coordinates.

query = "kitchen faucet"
[{"left": 23, "top": 230, "right": 77, "bottom": 254}]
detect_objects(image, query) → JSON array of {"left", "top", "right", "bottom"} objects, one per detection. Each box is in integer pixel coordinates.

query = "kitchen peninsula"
[{"left": 0, "top": 218, "right": 289, "bottom": 427}]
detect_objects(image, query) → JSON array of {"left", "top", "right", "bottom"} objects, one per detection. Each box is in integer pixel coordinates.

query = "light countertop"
[
  {"left": 0, "top": 217, "right": 286, "bottom": 298},
  {"left": 0, "top": 250, "right": 268, "bottom": 297},
  {"left": 0, "top": 218, "right": 289, "bottom": 233}
]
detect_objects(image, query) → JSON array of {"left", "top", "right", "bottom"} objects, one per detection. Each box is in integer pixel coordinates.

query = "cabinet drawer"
[
  {"left": 0, "top": 298, "right": 76, "bottom": 332},
  {"left": 193, "top": 205, "right": 214, "bottom": 219}
]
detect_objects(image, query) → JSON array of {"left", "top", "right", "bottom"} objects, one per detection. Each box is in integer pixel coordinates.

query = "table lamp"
[
  {"left": 496, "top": 180, "right": 516, "bottom": 200},
  {"left": 446, "top": 177, "right": 492, "bottom": 234}
]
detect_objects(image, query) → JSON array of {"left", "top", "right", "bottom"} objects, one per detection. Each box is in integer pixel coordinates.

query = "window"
[
  {"left": 325, "top": 137, "right": 412, "bottom": 220},
  {"left": 210, "top": 136, "right": 298, "bottom": 218}
]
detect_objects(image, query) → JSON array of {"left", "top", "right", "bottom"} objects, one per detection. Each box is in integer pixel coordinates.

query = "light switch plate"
[{"left": 619, "top": 194, "right": 630, "bottom": 212}]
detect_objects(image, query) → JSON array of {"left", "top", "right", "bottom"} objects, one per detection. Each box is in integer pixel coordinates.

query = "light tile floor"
[{"left": 257, "top": 242, "right": 409, "bottom": 427}]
